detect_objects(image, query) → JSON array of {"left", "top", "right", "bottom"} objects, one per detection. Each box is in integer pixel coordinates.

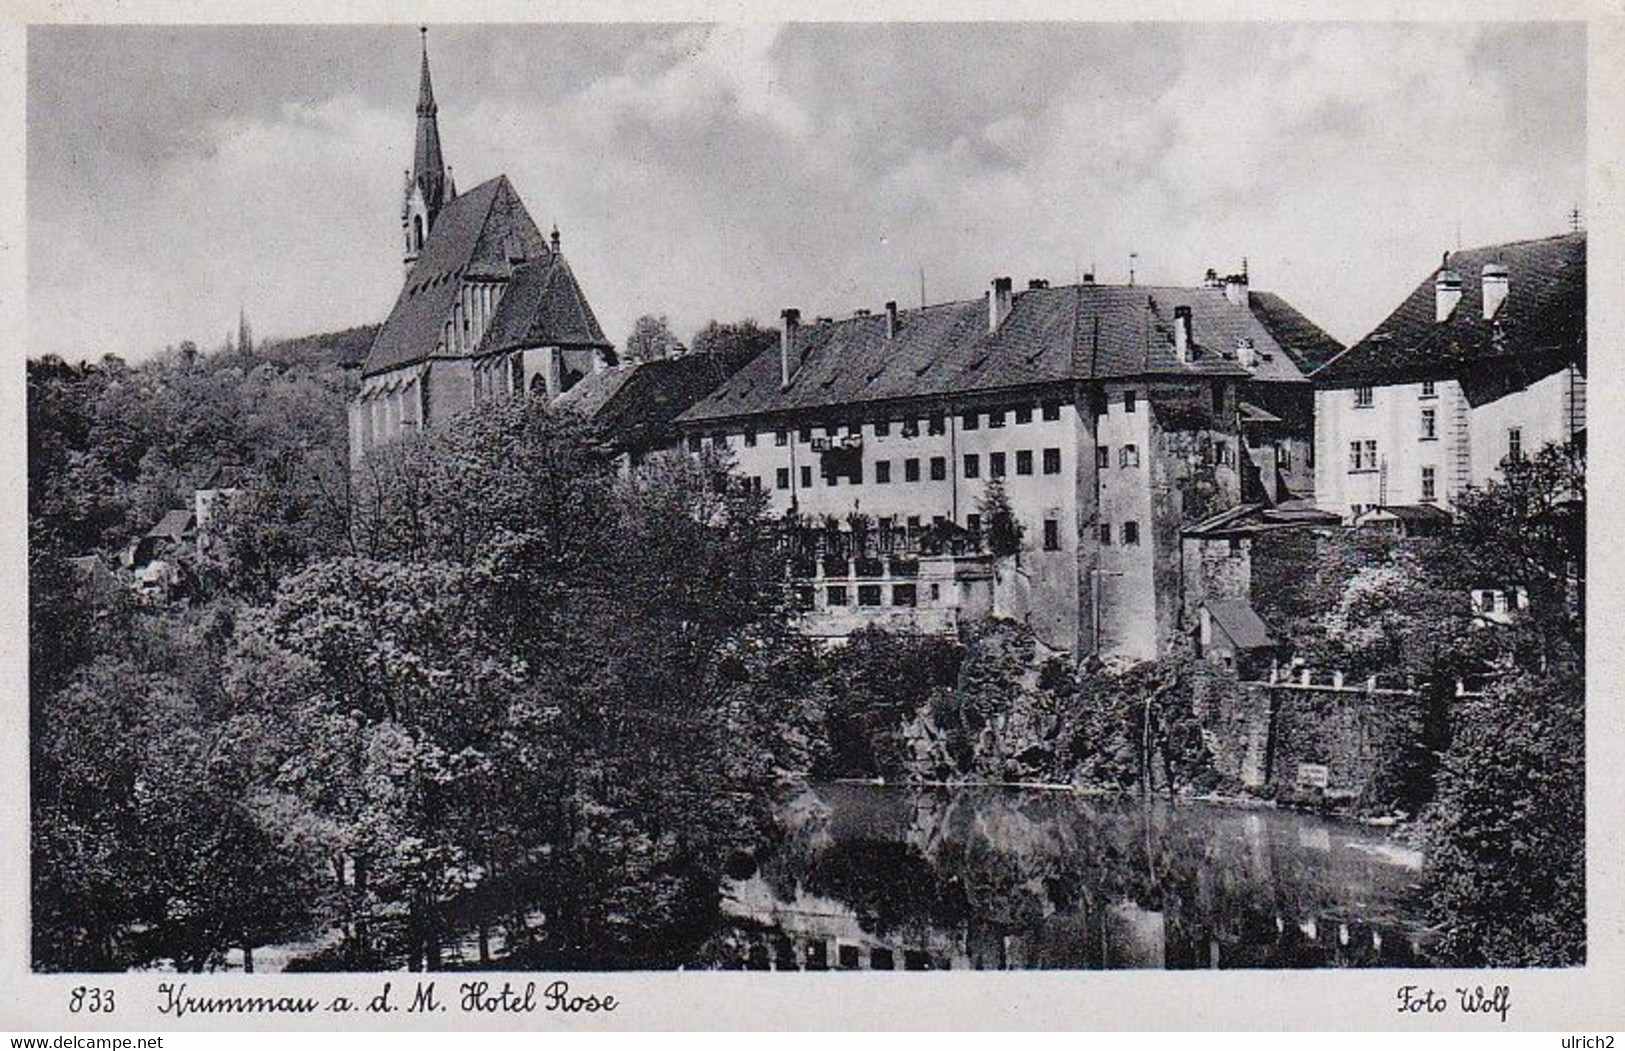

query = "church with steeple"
[{"left": 349, "top": 29, "right": 614, "bottom": 465}]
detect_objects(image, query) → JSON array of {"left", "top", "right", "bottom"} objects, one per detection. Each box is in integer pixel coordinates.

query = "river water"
[{"left": 712, "top": 782, "right": 1433, "bottom": 970}]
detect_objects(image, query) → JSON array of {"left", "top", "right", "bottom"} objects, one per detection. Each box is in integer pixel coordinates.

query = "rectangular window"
[
  {"left": 964, "top": 454, "right": 981, "bottom": 479},
  {"left": 847, "top": 421, "right": 862, "bottom": 437},
  {"left": 1355, "top": 386, "right": 1374, "bottom": 408},
  {"left": 799, "top": 425, "right": 813, "bottom": 443},
  {"left": 966, "top": 513, "right": 982, "bottom": 535},
  {"left": 962, "top": 412, "right": 980, "bottom": 430},
  {"left": 988, "top": 410, "right": 1007, "bottom": 429},
  {"left": 929, "top": 456, "right": 947, "bottom": 481},
  {"left": 1042, "top": 401, "right": 1062, "bottom": 421},
  {"left": 892, "top": 583, "right": 917, "bottom": 607},
  {"left": 876, "top": 460, "right": 891, "bottom": 484},
  {"left": 1096, "top": 446, "right": 1110, "bottom": 469},
  {"left": 1365, "top": 440, "right": 1378, "bottom": 470},
  {"left": 927, "top": 414, "right": 946, "bottom": 436},
  {"left": 824, "top": 425, "right": 839, "bottom": 439},
  {"left": 990, "top": 452, "right": 1007, "bottom": 478},
  {"left": 1120, "top": 445, "right": 1140, "bottom": 468},
  {"left": 1508, "top": 427, "right": 1523, "bottom": 461},
  {"left": 1214, "top": 440, "right": 1230, "bottom": 466},
  {"left": 906, "top": 515, "right": 921, "bottom": 531},
  {"left": 1421, "top": 466, "right": 1436, "bottom": 502},
  {"left": 1421, "top": 408, "right": 1437, "bottom": 440},
  {"left": 1043, "top": 448, "right": 1061, "bottom": 474},
  {"left": 1099, "top": 523, "right": 1113, "bottom": 545},
  {"left": 849, "top": 460, "right": 863, "bottom": 485},
  {"left": 1421, "top": 380, "right": 1437, "bottom": 398},
  {"left": 800, "top": 465, "right": 813, "bottom": 488},
  {"left": 858, "top": 584, "right": 883, "bottom": 607},
  {"left": 775, "top": 429, "right": 788, "bottom": 447},
  {"left": 874, "top": 420, "right": 891, "bottom": 437},
  {"left": 1122, "top": 521, "right": 1140, "bottom": 546},
  {"left": 1124, "top": 390, "right": 1138, "bottom": 413},
  {"left": 744, "top": 429, "right": 757, "bottom": 447},
  {"left": 1016, "top": 406, "right": 1033, "bottom": 425},
  {"left": 827, "top": 586, "right": 848, "bottom": 606},
  {"left": 711, "top": 433, "right": 728, "bottom": 448},
  {"left": 1043, "top": 519, "right": 1060, "bottom": 551},
  {"left": 776, "top": 468, "right": 790, "bottom": 490},
  {"left": 1016, "top": 450, "right": 1034, "bottom": 475},
  {"left": 904, "top": 458, "right": 921, "bottom": 482},
  {"left": 901, "top": 419, "right": 920, "bottom": 438},
  {"left": 687, "top": 434, "right": 702, "bottom": 452},
  {"left": 1349, "top": 441, "right": 1362, "bottom": 471}
]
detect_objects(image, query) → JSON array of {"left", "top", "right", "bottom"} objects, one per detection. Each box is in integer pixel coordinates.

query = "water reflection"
[{"left": 713, "top": 784, "right": 1432, "bottom": 970}]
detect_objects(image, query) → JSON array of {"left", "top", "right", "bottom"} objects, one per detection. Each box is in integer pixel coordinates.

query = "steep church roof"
[
  {"left": 680, "top": 282, "right": 1319, "bottom": 426},
  {"left": 1315, "top": 232, "right": 1584, "bottom": 390},
  {"left": 362, "top": 175, "right": 607, "bottom": 376},
  {"left": 479, "top": 254, "right": 611, "bottom": 356}
]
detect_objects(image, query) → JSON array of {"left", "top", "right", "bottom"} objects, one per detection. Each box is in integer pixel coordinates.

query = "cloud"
[{"left": 27, "top": 23, "right": 1583, "bottom": 362}]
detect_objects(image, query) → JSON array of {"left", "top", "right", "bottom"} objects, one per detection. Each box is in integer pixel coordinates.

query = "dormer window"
[{"left": 413, "top": 215, "right": 425, "bottom": 252}]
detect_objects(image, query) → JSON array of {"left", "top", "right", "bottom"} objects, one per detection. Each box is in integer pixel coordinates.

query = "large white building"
[
  {"left": 677, "top": 275, "right": 1336, "bottom": 661},
  {"left": 1312, "top": 233, "right": 1585, "bottom": 521}
]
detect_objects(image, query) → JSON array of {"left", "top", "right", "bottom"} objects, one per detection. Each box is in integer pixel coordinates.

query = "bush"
[{"left": 1423, "top": 664, "right": 1584, "bottom": 966}]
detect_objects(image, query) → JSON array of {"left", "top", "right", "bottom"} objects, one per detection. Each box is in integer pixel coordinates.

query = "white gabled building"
[
  {"left": 1313, "top": 232, "right": 1585, "bottom": 521},
  {"left": 676, "top": 274, "right": 1333, "bottom": 662}
]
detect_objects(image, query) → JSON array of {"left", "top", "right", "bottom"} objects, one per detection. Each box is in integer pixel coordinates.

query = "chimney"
[
  {"left": 1203, "top": 268, "right": 1222, "bottom": 289},
  {"left": 884, "top": 300, "right": 899, "bottom": 340},
  {"left": 780, "top": 308, "right": 801, "bottom": 388},
  {"left": 989, "top": 276, "right": 1013, "bottom": 333},
  {"left": 1435, "top": 255, "right": 1463, "bottom": 322},
  {"left": 1174, "top": 305, "right": 1193, "bottom": 362},
  {"left": 1482, "top": 261, "right": 1510, "bottom": 320},
  {"left": 1235, "top": 337, "right": 1257, "bottom": 369},
  {"left": 1081, "top": 272, "right": 1096, "bottom": 285},
  {"left": 1223, "top": 272, "right": 1248, "bottom": 307},
  {"left": 1027, "top": 278, "right": 1050, "bottom": 290}
]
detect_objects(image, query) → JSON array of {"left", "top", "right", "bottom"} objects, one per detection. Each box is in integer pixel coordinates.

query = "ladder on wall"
[
  {"left": 1564, "top": 365, "right": 1587, "bottom": 441},
  {"left": 1450, "top": 386, "right": 1472, "bottom": 502}
]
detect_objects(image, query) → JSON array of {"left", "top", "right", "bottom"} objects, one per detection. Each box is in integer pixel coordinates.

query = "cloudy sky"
[{"left": 27, "top": 21, "right": 1584, "bottom": 361}]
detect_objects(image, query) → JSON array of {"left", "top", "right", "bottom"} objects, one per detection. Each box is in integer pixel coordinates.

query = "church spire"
[{"left": 402, "top": 27, "right": 451, "bottom": 275}]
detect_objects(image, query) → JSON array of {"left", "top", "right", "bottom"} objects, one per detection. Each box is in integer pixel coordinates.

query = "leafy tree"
[
  {"left": 977, "top": 478, "right": 1023, "bottom": 558},
  {"left": 1423, "top": 663, "right": 1584, "bottom": 965},
  {"left": 817, "top": 627, "right": 962, "bottom": 778},
  {"left": 689, "top": 318, "right": 778, "bottom": 372},
  {"left": 1419, "top": 438, "right": 1586, "bottom": 964},
  {"left": 623, "top": 314, "right": 682, "bottom": 363}
]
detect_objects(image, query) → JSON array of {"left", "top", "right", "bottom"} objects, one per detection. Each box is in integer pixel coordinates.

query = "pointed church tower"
[{"left": 402, "top": 27, "right": 451, "bottom": 277}]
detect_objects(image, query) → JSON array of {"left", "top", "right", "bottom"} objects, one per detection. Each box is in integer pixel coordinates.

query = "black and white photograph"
[{"left": 6, "top": 5, "right": 1620, "bottom": 1033}]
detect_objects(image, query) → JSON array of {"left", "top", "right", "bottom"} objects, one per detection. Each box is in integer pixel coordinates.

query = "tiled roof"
[
  {"left": 1205, "top": 599, "right": 1277, "bottom": 650},
  {"left": 1238, "top": 401, "right": 1283, "bottom": 425},
  {"left": 559, "top": 354, "right": 750, "bottom": 453},
  {"left": 680, "top": 282, "right": 1318, "bottom": 425},
  {"left": 1247, "top": 291, "right": 1345, "bottom": 374},
  {"left": 1184, "top": 501, "right": 1339, "bottom": 537},
  {"left": 1316, "top": 232, "right": 1584, "bottom": 388},
  {"left": 362, "top": 175, "right": 567, "bottom": 376},
  {"left": 478, "top": 254, "right": 610, "bottom": 356},
  {"left": 147, "top": 509, "right": 195, "bottom": 540}
]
